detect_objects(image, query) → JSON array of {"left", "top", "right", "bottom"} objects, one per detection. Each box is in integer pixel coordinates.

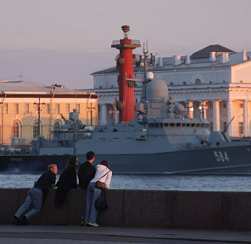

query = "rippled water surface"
[{"left": 1, "top": 174, "right": 251, "bottom": 191}]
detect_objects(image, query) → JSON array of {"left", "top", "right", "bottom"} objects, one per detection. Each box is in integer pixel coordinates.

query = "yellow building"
[{"left": 0, "top": 80, "right": 98, "bottom": 145}]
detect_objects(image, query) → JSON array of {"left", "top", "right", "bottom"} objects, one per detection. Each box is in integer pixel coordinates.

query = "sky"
[{"left": 0, "top": 0, "right": 251, "bottom": 89}]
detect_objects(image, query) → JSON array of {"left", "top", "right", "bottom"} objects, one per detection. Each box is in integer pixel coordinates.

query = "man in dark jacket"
[
  {"left": 13, "top": 164, "right": 58, "bottom": 225},
  {"left": 78, "top": 151, "right": 96, "bottom": 189}
]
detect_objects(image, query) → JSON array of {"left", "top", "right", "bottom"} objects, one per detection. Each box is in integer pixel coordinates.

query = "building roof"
[
  {"left": 190, "top": 45, "right": 235, "bottom": 59},
  {"left": 0, "top": 80, "right": 98, "bottom": 98},
  {"left": 91, "top": 46, "right": 250, "bottom": 76},
  {"left": 91, "top": 66, "right": 145, "bottom": 75}
]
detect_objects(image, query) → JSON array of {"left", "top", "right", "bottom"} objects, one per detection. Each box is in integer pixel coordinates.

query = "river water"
[{"left": 0, "top": 174, "right": 251, "bottom": 191}]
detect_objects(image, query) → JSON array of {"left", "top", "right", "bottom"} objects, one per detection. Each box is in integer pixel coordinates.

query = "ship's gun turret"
[
  {"left": 68, "top": 109, "right": 86, "bottom": 130},
  {"left": 60, "top": 113, "right": 68, "bottom": 123},
  {"left": 58, "top": 110, "right": 86, "bottom": 130},
  {"left": 60, "top": 113, "right": 71, "bottom": 130}
]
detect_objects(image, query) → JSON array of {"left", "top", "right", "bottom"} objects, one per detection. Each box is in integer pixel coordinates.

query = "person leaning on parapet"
[
  {"left": 85, "top": 160, "right": 112, "bottom": 227},
  {"left": 13, "top": 164, "right": 58, "bottom": 225},
  {"left": 55, "top": 155, "right": 79, "bottom": 207},
  {"left": 78, "top": 151, "right": 96, "bottom": 190}
]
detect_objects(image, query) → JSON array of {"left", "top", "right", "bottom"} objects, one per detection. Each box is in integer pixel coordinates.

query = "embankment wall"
[{"left": 1, "top": 189, "right": 250, "bottom": 230}]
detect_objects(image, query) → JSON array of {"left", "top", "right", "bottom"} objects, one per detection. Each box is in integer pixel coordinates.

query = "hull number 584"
[{"left": 214, "top": 151, "right": 230, "bottom": 162}]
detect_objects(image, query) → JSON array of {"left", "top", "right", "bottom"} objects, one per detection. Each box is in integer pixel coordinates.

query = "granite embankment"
[{"left": 1, "top": 189, "right": 251, "bottom": 230}]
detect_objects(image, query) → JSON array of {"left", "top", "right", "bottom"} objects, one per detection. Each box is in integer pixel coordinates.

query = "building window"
[
  {"left": 24, "top": 104, "right": 29, "bottom": 114},
  {"left": 65, "top": 104, "right": 70, "bottom": 114},
  {"left": 240, "top": 80, "right": 243, "bottom": 83},
  {"left": 3, "top": 104, "right": 8, "bottom": 114},
  {"left": 33, "top": 122, "right": 39, "bottom": 138},
  {"left": 209, "top": 81, "right": 212, "bottom": 84},
  {"left": 240, "top": 104, "right": 243, "bottom": 108},
  {"left": 209, "top": 104, "right": 213, "bottom": 109},
  {"left": 76, "top": 104, "right": 80, "bottom": 112},
  {"left": 170, "top": 82, "right": 174, "bottom": 86},
  {"left": 183, "top": 81, "right": 186, "bottom": 85},
  {"left": 195, "top": 79, "right": 201, "bottom": 85},
  {"left": 239, "top": 122, "right": 243, "bottom": 135},
  {"left": 13, "top": 122, "right": 19, "bottom": 137},
  {"left": 45, "top": 104, "right": 50, "bottom": 114},
  {"left": 14, "top": 104, "right": 19, "bottom": 114},
  {"left": 223, "top": 103, "right": 226, "bottom": 108},
  {"left": 55, "top": 104, "right": 60, "bottom": 114},
  {"left": 54, "top": 122, "right": 60, "bottom": 131},
  {"left": 223, "top": 80, "right": 226, "bottom": 83}
]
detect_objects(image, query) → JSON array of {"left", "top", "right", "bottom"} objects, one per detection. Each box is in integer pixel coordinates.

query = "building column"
[
  {"left": 101, "top": 104, "right": 107, "bottom": 125},
  {"left": 114, "top": 108, "right": 119, "bottom": 124},
  {"left": 213, "top": 100, "right": 220, "bottom": 131},
  {"left": 227, "top": 100, "right": 233, "bottom": 137},
  {"left": 203, "top": 101, "right": 207, "bottom": 120},
  {"left": 188, "top": 101, "right": 193, "bottom": 119},
  {"left": 243, "top": 100, "right": 249, "bottom": 137}
]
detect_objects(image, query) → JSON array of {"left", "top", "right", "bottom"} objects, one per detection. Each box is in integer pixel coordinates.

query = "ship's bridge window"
[
  {"left": 205, "top": 124, "right": 210, "bottom": 128},
  {"left": 201, "top": 124, "right": 205, "bottom": 128},
  {"left": 191, "top": 123, "right": 195, "bottom": 127},
  {"left": 164, "top": 123, "right": 169, "bottom": 127},
  {"left": 196, "top": 124, "right": 201, "bottom": 127},
  {"left": 176, "top": 123, "right": 181, "bottom": 127},
  {"left": 182, "top": 123, "right": 186, "bottom": 127},
  {"left": 186, "top": 123, "right": 190, "bottom": 127},
  {"left": 159, "top": 123, "right": 163, "bottom": 127},
  {"left": 170, "top": 123, "right": 175, "bottom": 127},
  {"left": 149, "top": 123, "right": 153, "bottom": 128}
]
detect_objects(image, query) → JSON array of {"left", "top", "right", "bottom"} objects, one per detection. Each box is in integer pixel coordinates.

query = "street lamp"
[
  {"left": 87, "top": 103, "right": 96, "bottom": 127},
  {"left": 33, "top": 98, "right": 45, "bottom": 137}
]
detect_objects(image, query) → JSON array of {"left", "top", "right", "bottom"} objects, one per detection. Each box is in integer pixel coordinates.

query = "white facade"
[{"left": 89, "top": 46, "right": 251, "bottom": 138}]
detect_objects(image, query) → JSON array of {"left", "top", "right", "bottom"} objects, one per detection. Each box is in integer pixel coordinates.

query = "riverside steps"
[{"left": 1, "top": 189, "right": 251, "bottom": 231}]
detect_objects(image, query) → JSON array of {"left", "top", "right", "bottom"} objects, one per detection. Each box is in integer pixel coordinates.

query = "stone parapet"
[{"left": 1, "top": 189, "right": 251, "bottom": 230}]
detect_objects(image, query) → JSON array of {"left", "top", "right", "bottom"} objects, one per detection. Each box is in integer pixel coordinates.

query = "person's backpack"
[{"left": 95, "top": 189, "right": 108, "bottom": 211}]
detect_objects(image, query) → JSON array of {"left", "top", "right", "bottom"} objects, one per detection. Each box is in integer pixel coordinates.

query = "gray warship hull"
[{"left": 1, "top": 144, "right": 251, "bottom": 175}]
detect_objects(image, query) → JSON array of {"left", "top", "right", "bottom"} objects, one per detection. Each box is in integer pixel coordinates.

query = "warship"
[{"left": 1, "top": 26, "right": 251, "bottom": 174}]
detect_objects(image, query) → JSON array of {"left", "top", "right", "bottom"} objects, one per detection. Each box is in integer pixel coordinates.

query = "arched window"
[
  {"left": 54, "top": 122, "right": 60, "bottom": 131},
  {"left": 13, "top": 122, "right": 19, "bottom": 137},
  {"left": 195, "top": 79, "right": 201, "bottom": 85},
  {"left": 33, "top": 122, "right": 39, "bottom": 138}
]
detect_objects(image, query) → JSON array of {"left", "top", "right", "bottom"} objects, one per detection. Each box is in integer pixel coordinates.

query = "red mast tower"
[{"left": 112, "top": 25, "right": 141, "bottom": 123}]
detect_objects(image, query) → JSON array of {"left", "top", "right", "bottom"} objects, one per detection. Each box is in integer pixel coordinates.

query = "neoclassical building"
[
  {"left": 0, "top": 80, "right": 98, "bottom": 145},
  {"left": 90, "top": 45, "right": 251, "bottom": 138}
]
